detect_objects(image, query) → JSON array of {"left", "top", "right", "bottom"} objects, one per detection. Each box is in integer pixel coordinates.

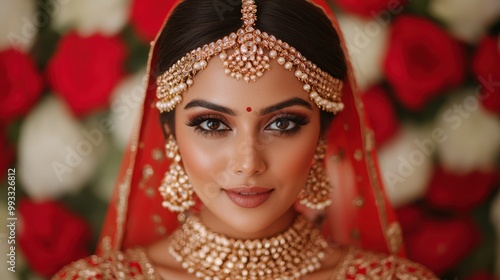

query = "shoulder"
[
  {"left": 333, "top": 247, "right": 439, "bottom": 280},
  {"left": 51, "top": 247, "right": 160, "bottom": 280}
]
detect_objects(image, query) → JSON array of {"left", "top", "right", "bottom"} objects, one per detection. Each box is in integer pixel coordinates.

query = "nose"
[{"left": 229, "top": 137, "right": 266, "bottom": 176}]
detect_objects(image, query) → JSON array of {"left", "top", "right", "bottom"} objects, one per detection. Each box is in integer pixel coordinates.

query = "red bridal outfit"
[{"left": 53, "top": 0, "right": 437, "bottom": 279}]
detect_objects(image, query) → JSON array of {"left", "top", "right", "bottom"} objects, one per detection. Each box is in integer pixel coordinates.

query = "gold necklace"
[{"left": 168, "top": 215, "right": 330, "bottom": 280}]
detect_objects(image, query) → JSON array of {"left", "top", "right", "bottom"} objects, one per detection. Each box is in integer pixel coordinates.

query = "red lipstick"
[{"left": 223, "top": 187, "right": 273, "bottom": 208}]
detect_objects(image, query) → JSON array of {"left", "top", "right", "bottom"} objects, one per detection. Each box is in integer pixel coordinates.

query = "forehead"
[{"left": 178, "top": 57, "right": 313, "bottom": 109}]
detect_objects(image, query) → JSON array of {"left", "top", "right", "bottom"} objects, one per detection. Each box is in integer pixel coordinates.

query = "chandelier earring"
[
  {"left": 298, "top": 137, "right": 332, "bottom": 210},
  {"left": 158, "top": 135, "right": 195, "bottom": 212}
]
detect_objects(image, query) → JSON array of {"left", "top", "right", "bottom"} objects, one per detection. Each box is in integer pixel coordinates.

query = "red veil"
[{"left": 97, "top": 0, "right": 405, "bottom": 258}]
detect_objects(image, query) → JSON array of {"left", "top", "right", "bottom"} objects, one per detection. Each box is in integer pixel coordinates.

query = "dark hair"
[{"left": 157, "top": 0, "right": 347, "bottom": 136}]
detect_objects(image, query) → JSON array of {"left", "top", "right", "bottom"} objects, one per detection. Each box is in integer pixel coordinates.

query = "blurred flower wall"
[{"left": 0, "top": 0, "right": 499, "bottom": 279}]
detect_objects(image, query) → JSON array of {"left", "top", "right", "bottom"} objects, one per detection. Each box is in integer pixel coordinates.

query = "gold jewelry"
[
  {"left": 298, "top": 138, "right": 331, "bottom": 210},
  {"left": 169, "top": 215, "right": 330, "bottom": 280},
  {"left": 156, "top": 0, "right": 344, "bottom": 114},
  {"left": 159, "top": 135, "right": 195, "bottom": 212}
]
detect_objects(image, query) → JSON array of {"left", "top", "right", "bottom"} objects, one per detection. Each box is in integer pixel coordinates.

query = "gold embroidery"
[
  {"left": 142, "top": 165, "right": 154, "bottom": 180},
  {"left": 52, "top": 248, "right": 160, "bottom": 280},
  {"left": 101, "top": 236, "right": 112, "bottom": 253},
  {"left": 387, "top": 222, "right": 403, "bottom": 254},
  {"left": 152, "top": 148, "right": 164, "bottom": 161},
  {"left": 152, "top": 214, "right": 162, "bottom": 223},
  {"left": 145, "top": 187, "right": 155, "bottom": 197},
  {"left": 331, "top": 148, "right": 345, "bottom": 162},
  {"left": 334, "top": 248, "right": 438, "bottom": 280},
  {"left": 365, "top": 129, "right": 375, "bottom": 152},
  {"left": 157, "top": 226, "right": 167, "bottom": 235},
  {"left": 353, "top": 149, "right": 363, "bottom": 161},
  {"left": 353, "top": 197, "right": 364, "bottom": 207}
]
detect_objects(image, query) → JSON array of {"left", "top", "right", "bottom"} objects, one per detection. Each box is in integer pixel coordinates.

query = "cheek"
[
  {"left": 175, "top": 135, "right": 231, "bottom": 202},
  {"left": 271, "top": 141, "right": 316, "bottom": 189}
]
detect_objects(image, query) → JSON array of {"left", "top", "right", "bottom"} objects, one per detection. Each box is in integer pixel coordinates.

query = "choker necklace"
[{"left": 168, "top": 215, "right": 330, "bottom": 280}]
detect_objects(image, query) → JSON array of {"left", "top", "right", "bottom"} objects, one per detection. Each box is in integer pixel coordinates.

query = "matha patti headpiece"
[{"left": 156, "top": 0, "right": 344, "bottom": 114}]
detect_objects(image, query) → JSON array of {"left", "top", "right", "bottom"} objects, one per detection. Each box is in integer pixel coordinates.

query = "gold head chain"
[{"left": 155, "top": 0, "right": 344, "bottom": 114}]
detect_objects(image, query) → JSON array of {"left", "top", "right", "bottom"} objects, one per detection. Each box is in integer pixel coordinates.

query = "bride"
[{"left": 53, "top": 0, "right": 437, "bottom": 279}]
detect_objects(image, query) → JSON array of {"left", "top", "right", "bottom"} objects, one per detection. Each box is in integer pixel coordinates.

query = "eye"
[
  {"left": 199, "top": 119, "right": 229, "bottom": 131},
  {"left": 264, "top": 114, "right": 310, "bottom": 136},
  {"left": 186, "top": 115, "right": 231, "bottom": 137},
  {"left": 268, "top": 118, "right": 297, "bottom": 131}
]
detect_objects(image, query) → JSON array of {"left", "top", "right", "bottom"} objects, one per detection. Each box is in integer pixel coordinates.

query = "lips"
[{"left": 223, "top": 187, "right": 273, "bottom": 208}]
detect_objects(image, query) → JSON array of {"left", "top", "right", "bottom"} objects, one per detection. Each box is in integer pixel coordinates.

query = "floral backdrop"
[{"left": 0, "top": 0, "right": 499, "bottom": 279}]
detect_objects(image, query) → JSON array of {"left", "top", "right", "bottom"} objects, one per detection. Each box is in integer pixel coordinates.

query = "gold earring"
[
  {"left": 159, "top": 135, "right": 195, "bottom": 212},
  {"left": 298, "top": 138, "right": 332, "bottom": 210}
]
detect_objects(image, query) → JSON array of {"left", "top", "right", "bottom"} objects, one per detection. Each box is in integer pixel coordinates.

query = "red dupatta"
[{"left": 96, "top": 0, "right": 405, "bottom": 258}]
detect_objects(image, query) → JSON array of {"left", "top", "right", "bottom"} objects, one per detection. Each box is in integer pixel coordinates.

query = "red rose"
[
  {"left": 472, "top": 36, "right": 500, "bottom": 114},
  {"left": 19, "top": 199, "right": 91, "bottom": 277},
  {"left": 425, "top": 166, "right": 498, "bottom": 212},
  {"left": 333, "top": 0, "right": 407, "bottom": 18},
  {"left": 47, "top": 32, "right": 126, "bottom": 116},
  {"left": 405, "top": 217, "right": 481, "bottom": 275},
  {"left": 0, "top": 48, "right": 43, "bottom": 124},
  {"left": 383, "top": 16, "right": 465, "bottom": 110},
  {"left": 130, "top": 0, "right": 177, "bottom": 42},
  {"left": 361, "top": 86, "right": 399, "bottom": 147},
  {"left": 395, "top": 204, "right": 424, "bottom": 235}
]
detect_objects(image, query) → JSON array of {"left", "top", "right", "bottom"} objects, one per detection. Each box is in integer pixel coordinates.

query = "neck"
[
  {"left": 198, "top": 206, "right": 299, "bottom": 240},
  {"left": 168, "top": 210, "right": 329, "bottom": 280}
]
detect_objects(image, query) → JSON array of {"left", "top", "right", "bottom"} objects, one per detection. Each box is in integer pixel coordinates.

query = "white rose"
[
  {"left": 378, "top": 125, "right": 434, "bottom": 207},
  {"left": 90, "top": 147, "right": 121, "bottom": 202},
  {"left": 18, "top": 96, "right": 103, "bottom": 200},
  {"left": 429, "top": 0, "right": 500, "bottom": 43},
  {"left": 52, "top": 0, "right": 129, "bottom": 36},
  {"left": 435, "top": 89, "right": 500, "bottom": 173},
  {"left": 0, "top": 0, "right": 37, "bottom": 51},
  {"left": 338, "top": 14, "right": 389, "bottom": 91},
  {"left": 110, "top": 69, "right": 146, "bottom": 148}
]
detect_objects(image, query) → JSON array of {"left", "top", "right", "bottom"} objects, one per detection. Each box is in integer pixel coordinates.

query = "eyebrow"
[
  {"left": 259, "top": 97, "right": 313, "bottom": 115},
  {"left": 183, "top": 97, "right": 313, "bottom": 116},
  {"left": 184, "top": 99, "right": 237, "bottom": 116}
]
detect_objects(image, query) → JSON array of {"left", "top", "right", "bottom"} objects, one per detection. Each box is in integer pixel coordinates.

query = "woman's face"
[{"left": 174, "top": 58, "right": 321, "bottom": 238}]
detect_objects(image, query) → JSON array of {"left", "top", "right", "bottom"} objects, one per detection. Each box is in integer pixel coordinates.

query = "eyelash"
[
  {"left": 185, "top": 114, "right": 229, "bottom": 137},
  {"left": 185, "top": 113, "right": 310, "bottom": 137},
  {"left": 265, "top": 113, "right": 310, "bottom": 136}
]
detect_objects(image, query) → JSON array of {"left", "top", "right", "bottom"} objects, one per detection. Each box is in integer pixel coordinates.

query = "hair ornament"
[{"left": 156, "top": 0, "right": 344, "bottom": 114}]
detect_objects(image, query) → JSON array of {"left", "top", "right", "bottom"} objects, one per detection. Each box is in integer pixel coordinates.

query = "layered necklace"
[{"left": 168, "top": 215, "right": 330, "bottom": 280}]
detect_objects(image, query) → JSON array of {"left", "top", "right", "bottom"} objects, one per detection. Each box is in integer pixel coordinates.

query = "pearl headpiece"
[{"left": 156, "top": 0, "right": 344, "bottom": 114}]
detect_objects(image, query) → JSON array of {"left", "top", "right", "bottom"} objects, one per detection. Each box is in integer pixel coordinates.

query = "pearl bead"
[
  {"left": 219, "top": 53, "right": 227, "bottom": 60},
  {"left": 277, "top": 57, "right": 286, "bottom": 65},
  {"left": 303, "top": 84, "right": 311, "bottom": 91},
  {"left": 284, "top": 62, "right": 293, "bottom": 70},
  {"left": 269, "top": 50, "right": 277, "bottom": 58}
]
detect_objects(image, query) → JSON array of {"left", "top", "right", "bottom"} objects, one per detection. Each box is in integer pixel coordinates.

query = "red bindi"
[{"left": 246, "top": 107, "right": 252, "bottom": 112}]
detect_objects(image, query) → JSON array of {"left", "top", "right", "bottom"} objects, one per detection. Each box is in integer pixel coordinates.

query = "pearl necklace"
[{"left": 168, "top": 215, "right": 330, "bottom": 280}]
